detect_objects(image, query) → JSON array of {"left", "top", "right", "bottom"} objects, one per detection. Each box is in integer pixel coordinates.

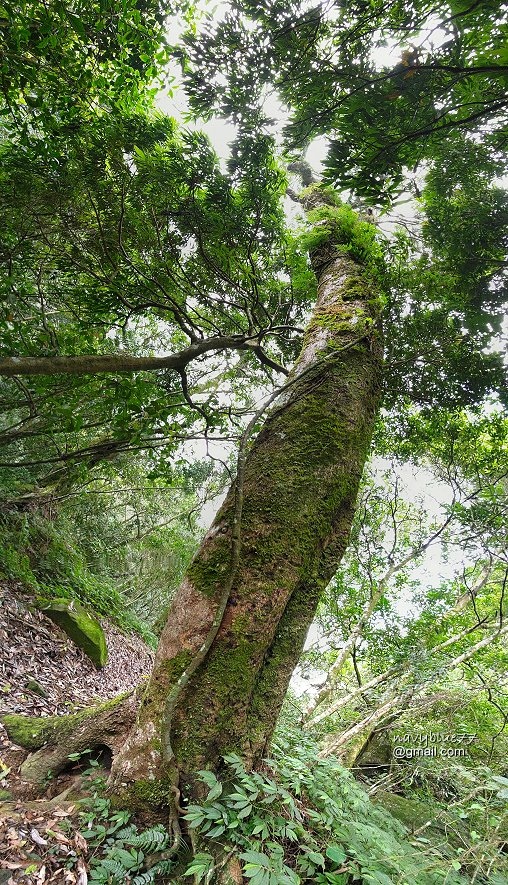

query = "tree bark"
[
  {"left": 108, "top": 188, "right": 384, "bottom": 804},
  {"left": 3, "top": 189, "right": 384, "bottom": 812},
  {"left": 1, "top": 693, "right": 137, "bottom": 785}
]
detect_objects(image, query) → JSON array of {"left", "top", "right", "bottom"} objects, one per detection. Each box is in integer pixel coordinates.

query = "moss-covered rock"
[
  {"left": 373, "top": 790, "right": 468, "bottom": 850},
  {"left": 41, "top": 598, "right": 107, "bottom": 667},
  {"left": 373, "top": 790, "right": 435, "bottom": 830},
  {"left": 24, "top": 677, "right": 49, "bottom": 698}
]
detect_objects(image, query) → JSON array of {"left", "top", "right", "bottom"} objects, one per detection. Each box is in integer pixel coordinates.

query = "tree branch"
[{"left": 0, "top": 334, "right": 282, "bottom": 377}]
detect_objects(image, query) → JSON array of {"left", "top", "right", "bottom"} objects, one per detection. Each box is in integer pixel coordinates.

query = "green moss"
[
  {"left": 310, "top": 307, "right": 372, "bottom": 339},
  {"left": 1, "top": 693, "right": 128, "bottom": 750},
  {"left": 163, "top": 651, "right": 195, "bottom": 684},
  {"left": 42, "top": 598, "right": 108, "bottom": 666},
  {"left": 0, "top": 511, "right": 156, "bottom": 646},
  {"left": 373, "top": 791, "right": 469, "bottom": 848},
  {"left": 136, "top": 651, "right": 194, "bottom": 740},
  {"left": 230, "top": 614, "right": 251, "bottom": 636},
  {"left": 172, "top": 637, "right": 260, "bottom": 768},
  {"left": 0, "top": 713, "right": 52, "bottom": 749},
  {"left": 300, "top": 182, "right": 342, "bottom": 207},
  {"left": 299, "top": 195, "right": 384, "bottom": 270},
  {"left": 120, "top": 777, "right": 173, "bottom": 811},
  {"left": 341, "top": 276, "right": 371, "bottom": 299},
  {"left": 186, "top": 533, "right": 232, "bottom": 599}
]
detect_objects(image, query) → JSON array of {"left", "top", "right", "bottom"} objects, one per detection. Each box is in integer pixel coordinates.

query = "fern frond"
[
  {"left": 94, "top": 858, "right": 128, "bottom": 882},
  {"left": 130, "top": 871, "right": 156, "bottom": 885},
  {"left": 114, "top": 825, "right": 138, "bottom": 842},
  {"left": 128, "top": 825, "right": 170, "bottom": 852},
  {"left": 151, "top": 858, "right": 176, "bottom": 875}
]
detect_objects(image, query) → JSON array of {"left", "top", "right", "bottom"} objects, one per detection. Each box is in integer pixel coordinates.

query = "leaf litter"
[{"left": 0, "top": 582, "right": 155, "bottom": 884}]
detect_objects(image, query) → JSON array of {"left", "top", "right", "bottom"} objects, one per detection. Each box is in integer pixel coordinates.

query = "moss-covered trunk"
[{"left": 109, "top": 189, "right": 384, "bottom": 804}]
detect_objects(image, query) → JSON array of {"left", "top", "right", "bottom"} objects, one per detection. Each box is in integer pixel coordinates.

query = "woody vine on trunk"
[{"left": 1, "top": 169, "right": 385, "bottom": 818}]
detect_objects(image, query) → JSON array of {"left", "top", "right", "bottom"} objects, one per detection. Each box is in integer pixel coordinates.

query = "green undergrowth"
[
  {"left": 59, "top": 760, "right": 176, "bottom": 884},
  {"left": 76, "top": 802, "right": 175, "bottom": 884},
  {"left": 0, "top": 510, "right": 157, "bottom": 646},
  {"left": 183, "top": 731, "right": 471, "bottom": 885},
  {"left": 64, "top": 731, "right": 508, "bottom": 884}
]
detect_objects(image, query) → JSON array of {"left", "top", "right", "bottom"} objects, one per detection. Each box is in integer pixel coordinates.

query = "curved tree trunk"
[
  {"left": 108, "top": 189, "right": 384, "bottom": 804},
  {"left": 3, "top": 188, "right": 383, "bottom": 812}
]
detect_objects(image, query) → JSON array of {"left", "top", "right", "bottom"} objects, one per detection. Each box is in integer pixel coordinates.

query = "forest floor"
[{"left": 0, "top": 581, "right": 154, "bottom": 884}]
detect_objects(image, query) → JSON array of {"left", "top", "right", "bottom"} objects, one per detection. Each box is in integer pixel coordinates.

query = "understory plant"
[
  {"left": 49, "top": 730, "right": 508, "bottom": 885},
  {"left": 182, "top": 728, "right": 488, "bottom": 885}
]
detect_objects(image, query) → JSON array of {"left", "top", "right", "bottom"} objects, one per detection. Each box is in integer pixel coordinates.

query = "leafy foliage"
[
  {"left": 181, "top": 0, "right": 508, "bottom": 201},
  {"left": 183, "top": 736, "right": 473, "bottom": 884},
  {"left": 0, "top": 454, "right": 205, "bottom": 636},
  {"left": 75, "top": 793, "right": 176, "bottom": 883},
  {"left": 0, "top": 0, "right": 176, "bottom": 139},
  {"left": 1, "top": 2, "right": 507, "bottom": 884}
]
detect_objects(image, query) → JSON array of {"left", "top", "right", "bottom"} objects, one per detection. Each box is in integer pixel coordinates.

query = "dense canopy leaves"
[{"left": 181, "top": 0, "right": 508, "bottom": 201}]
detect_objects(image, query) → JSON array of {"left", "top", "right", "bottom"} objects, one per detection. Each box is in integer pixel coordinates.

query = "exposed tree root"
[
  {"left": 1, "top": 691, "right": 138, "bottom": 786},
  {"left": 217, "top": 855, "right": 244, "bottom": 884}
]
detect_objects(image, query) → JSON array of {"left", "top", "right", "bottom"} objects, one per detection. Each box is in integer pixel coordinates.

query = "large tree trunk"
[
  {"left": 108, "top": 189, "right": 384, "bottom": 804},
  {"left": 2, "top": 188, "right": 383, "bottom": 812}
]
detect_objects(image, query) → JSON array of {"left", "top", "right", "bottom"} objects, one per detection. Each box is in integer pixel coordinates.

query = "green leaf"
[
  {"left": 240, "top": 851, "right": 271, "bottom": 868},
  {"left": 237, "top": 803, "right": 253, "bottom": 818},
  {"left": 307, "top": 851, "right": 325, "bottom": 867},
  {"left": 108, "top": 847, "right": 139, "bottom": 870},
  {"left": 207, "top": 781, "right": 223, "bottom": 801},
  {"left": 325, "top": 845, "right": 347, "bottom": 865}
]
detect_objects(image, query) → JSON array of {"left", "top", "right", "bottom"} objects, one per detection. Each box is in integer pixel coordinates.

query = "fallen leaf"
[
  {"left": 73, "top": 832, "right": 88, "bottom": 854},
  {"left": 53, "top": 808, "right": 73, "bottom": 818},
  {"left": 31, "top": 828, "right": 48, "bottom": 847},
  {"left": 76, "top": 858, "right": 88, "bottom": 885},
  {"left": 6, "top": 826, "right": 26, "bottom": 848},
  {"left": 53, "top": 831, "right": 71, "bottom": 845}
]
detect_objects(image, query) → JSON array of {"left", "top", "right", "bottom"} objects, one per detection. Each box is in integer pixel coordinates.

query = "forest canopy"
[{"left": 0, "top": 0, "right": 507, "bottom": 884}]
